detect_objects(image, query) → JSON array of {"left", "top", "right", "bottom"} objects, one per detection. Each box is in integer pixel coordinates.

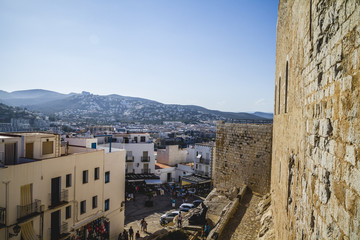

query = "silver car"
[{"left": 160, "top": 210, "right": 180, "bottom": 224}]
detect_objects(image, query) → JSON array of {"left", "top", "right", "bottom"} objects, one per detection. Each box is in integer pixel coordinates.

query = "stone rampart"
[{"left": 215, "top": 122, "right": 272, "bottom": 195}]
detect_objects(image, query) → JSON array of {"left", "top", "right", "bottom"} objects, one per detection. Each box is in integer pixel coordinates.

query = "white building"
[
  {"left": 154, "top": 163, "right": 176, "bottom": 183},
  {"left": 104, "top": 133, "right": 156, "bottom": 175},
  {"left": 0, "top": 132, "right": 125, "bottom": 240},
  {"left": 193, "top": 143, "right": 216, "bottom": 178},
  {"left": 175, "top": 163, "right": 195, "bottom": 183},
  {"left": 156, "top": 145, "right": 187, "bottom": 166}
]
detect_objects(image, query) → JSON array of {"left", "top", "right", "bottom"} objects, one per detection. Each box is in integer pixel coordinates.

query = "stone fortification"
[
  {"left": 215, "top": 122, "right": 272, "bottom": 195},
  {"left": 272, "top": 0, "right": 360, "bottom": 239}
]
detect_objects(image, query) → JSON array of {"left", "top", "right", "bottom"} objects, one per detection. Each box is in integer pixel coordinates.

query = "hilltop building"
[{"left": 0, "top": 132, "right": 125, "bottom": 240}]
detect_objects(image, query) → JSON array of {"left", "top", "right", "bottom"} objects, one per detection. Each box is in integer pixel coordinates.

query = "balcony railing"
[
  {"left": 195, "top": 170, "right": 205, "bottom": 176},
  {"left": 17, "top": 199, "right": 41, "bottom": 221},
  {"left": 196, "top": 158, "right": 210, "bottom": 164},
  {"left": 0, "top": 207, "right": 5, "bottom": 226},
  {"left": 141, "top": 169, "right": 151, "bottom": 174},
  {"left": 49, "top": 189, "right": 69, "bottom": 208},
  {"left": 141, "top": 156, "right": 150, "bottom": 162},
  {"left": 50, "top": 222, "right": 69, "bottom": 240},
  {"left": 126, "top": 156, "right": 134, "bottom": 162}
]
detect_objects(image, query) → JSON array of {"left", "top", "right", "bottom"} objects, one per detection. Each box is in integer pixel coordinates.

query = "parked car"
[
  {"left": 160, "top": 211, "right": 179, "bottom": 225},
  {"left": 188, "top": 188, "right": 196, "bottom": 195},
  {"left": 192, "top": 199, "right": 203, "bottom": 207},
  {"left": 179, "top": 203, "right": 195, "bottom": 212}
]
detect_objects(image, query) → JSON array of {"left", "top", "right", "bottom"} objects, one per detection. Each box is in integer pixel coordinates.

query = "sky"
[{"left": 0, "top": 0, "right": 278, "bottom": 113}]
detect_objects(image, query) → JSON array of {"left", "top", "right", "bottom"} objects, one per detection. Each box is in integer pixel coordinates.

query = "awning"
[
  {"left": 181, "top": 180, "right": 192, "bottom": 186},
  {"left": 145, "top": 179, "right": 162, "bottom": 185},
  {"left": 181, "top": 174, "right": 211, "bottom": 185},
  {"left": 72, "top": 212, "right": 104, "bottom": 230},
  {"left": 20, "top": 221, "right": 39, "bottom": 240}
]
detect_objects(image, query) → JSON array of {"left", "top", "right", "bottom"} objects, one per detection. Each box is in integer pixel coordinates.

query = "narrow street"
[{"left": 124, "top": 190, "right": 200, "bottom": 238}]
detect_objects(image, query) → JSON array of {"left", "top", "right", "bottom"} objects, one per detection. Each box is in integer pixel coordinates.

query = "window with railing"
[
  {"left": 49, "top": 189, "right": 69, "bottom": 208},
  {"left": 17, "top": 199, "right": 41, "bottom": 220}
]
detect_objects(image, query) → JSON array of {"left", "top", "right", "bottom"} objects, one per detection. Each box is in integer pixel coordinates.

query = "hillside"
[
  {"left": 0, "top": 89, "right": 272, "bottom": 124},
  {"left": 0, "top": 103, "right": 37, "bottom": 123}
]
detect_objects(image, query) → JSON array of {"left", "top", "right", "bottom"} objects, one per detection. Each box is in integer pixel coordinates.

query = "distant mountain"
[
  {"left": 0, "top": 103, "right": 37, "bottom": 123},
  {"left": 0, "top": 89, "right": 70, "bottom": 106},
  {"left": 253, "top": 112, "right": 273, "bottom": 119},
  {"left": 0, "top": 89, "right": 270, "bottom": 124}
]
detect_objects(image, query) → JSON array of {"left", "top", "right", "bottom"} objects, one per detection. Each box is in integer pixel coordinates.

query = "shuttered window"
[{"left": 42, "top": 141, "right": 53, "bottom": 155}]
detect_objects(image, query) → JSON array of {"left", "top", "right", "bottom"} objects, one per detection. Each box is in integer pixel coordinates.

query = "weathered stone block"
[{"left": 345, "top": 144, "right": 356, "bottom": 166}]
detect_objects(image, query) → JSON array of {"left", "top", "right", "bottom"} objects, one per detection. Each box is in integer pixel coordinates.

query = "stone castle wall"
[
  {"left": 215, "top": 122, "right": 272, "bottom": 195},
  {"left": 272, "top": 0, "right": 360, "bottom": 239}
]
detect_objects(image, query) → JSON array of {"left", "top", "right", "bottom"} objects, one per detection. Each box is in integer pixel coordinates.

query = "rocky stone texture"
[
  {"left": 215, "top": 122, "right": 273, "bottom": 195},
  {"left": 256, "top": 194, "right": 274, "bottom": 240},
  {"left": 272, "top": 0, "right": 360, "bottom": 239}
]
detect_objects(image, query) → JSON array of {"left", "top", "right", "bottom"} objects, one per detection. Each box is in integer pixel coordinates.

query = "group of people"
[
  {"left": 140, "top": 218, "right": 148, "bottom": 232},
  {"left": 119, "top": 218, "right": 149, "bottom": 240},
  {"left": 118, "top": 226, "right": 141, "bottom": 240}
]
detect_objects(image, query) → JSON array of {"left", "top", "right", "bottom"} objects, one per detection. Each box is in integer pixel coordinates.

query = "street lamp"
[{"left": 8, "top": 224, "right": 21, "bottom": 238}]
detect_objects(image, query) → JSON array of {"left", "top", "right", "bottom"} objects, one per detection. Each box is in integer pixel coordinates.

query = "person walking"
[
  {"left": 143, "top": 220, "right": 148, "bottom": 232},
  {"left": 140, "top": 218, "right": 145, "bottom": 231},
  {"left": 177, "top": 212, "right": 182, "bottom": 228},
  {"left": 128, "top": 226, "right": 134, "bottom": 240},
  {"left": 204, "top": 223, "right": 210, "bottom": 237},
  {"left": 123, "top": 229, "right": 129, "bottom": 240}
]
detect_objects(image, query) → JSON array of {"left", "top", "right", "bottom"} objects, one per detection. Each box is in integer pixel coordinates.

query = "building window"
[
  {"left": 4, "top": 142, "right": 16, "bottom": 165},
  {"left": 91, "top": 142, "right": 97, "bottom": 149},
  {"left": 140, "top": 136, "right": 146, "bottom": 142},
  {"left": 66, "top": 174, "right": 72, "bottom": 187},
  {"left": 274, "top": 85, "right": 277, "bottom": 115},
  {"left": 92, "top": 196, "right": 98, "bottom": 209},
  {"left": 285, "top": 61, "right": 289, "bottom": 113},
  {"left": 42, "top": 141, "right": 53, "bottom": 155},
  {"left": 25, "top": 142, "right": 34, "bottom": 159},
  {"left": 278, "top": 77, "right": 281, "bottom": 114},
  {"left": 83, "top": 170, "right": 88, "bottom": 184},
  {"left": 94, "top": 167, "right": 100, "bottom": 180},
  {"left": 66, "top": 206, "right": 71, "bottom": 219},
  {"left": 105, "top": 171, "right": 110, "bottom": 183},
  {"left": 80, "top": 200, "right": 86, "bottom": 214},
  {"left": 105, "top": 199, "right": 110, "bottom": 211}
]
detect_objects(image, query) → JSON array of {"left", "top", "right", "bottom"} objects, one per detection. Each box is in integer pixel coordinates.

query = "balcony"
[
  {"left": 126, "top": 156, "right": 134, "bottom": 162},
  {"left": 195, "top": 170, "right": 205, "bottom": 176},
  {"left": 141, "top": 169, "right": 151, "bottom": 174},
  {"left": 50, "top": 222, "right": 70, "bottom": 240},
  {"left": 49, "top": 189, "right": 69, "bottom": 209},
  {"left": 196, "top": 157, "right": 210, "bottom": 165},
  {"left": 141, "top": 156, "right": 150, "bottom": 162},
  {"left": 0, "top": 207, "right": 5, "bottom": 228},
  {"left": 17, "top": 199, "right": 42, "bottom": 222}
]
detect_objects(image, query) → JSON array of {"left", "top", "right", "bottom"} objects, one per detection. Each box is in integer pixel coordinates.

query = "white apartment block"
[
  {"left": 0, "top": 133, "right": 125, "bottom": 240},
  {"left": 156, "top": 145, "right": 187, "bottom": 166},
  {"left": 107, "top": 133, "right": 155, "bottom": 175},
  {"left": 193, "top": 143, "right": 215, "bottom": 178}
]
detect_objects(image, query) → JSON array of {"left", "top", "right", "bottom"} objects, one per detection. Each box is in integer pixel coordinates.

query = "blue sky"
[{"left": 0, "top": 0, "right": 278, "bottom": 113}]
